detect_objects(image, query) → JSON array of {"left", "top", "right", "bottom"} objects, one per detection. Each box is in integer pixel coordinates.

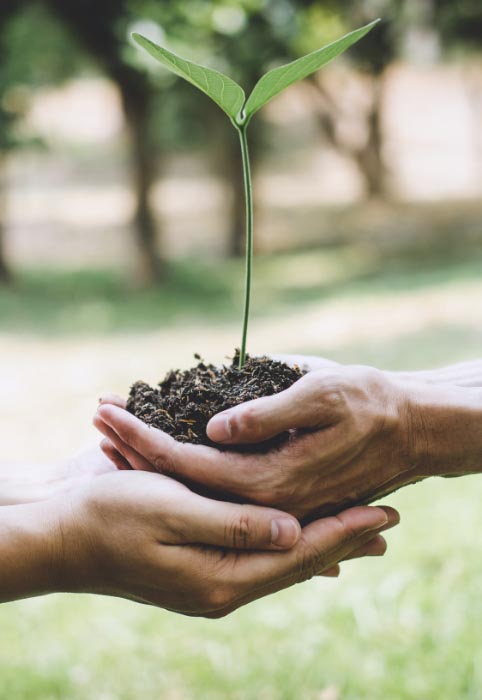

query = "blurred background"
[{"left": 1, "top": 1, "right": 482, "bottom": 698}]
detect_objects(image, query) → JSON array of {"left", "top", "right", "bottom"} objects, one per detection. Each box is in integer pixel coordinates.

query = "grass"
[
  {"left": 1, "top": 247, "right": 481, "bottom": 337},
  {"left": 1, "top": 249, "right": 482, "bottom": 699},
  {"left": 1, "top": 477, "right": 482, "bottom": 700}
]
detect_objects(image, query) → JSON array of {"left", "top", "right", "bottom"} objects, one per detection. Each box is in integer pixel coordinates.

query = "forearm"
[
  {"left": 391, "top": 359, "right": 482, "bottom": 388},
  {"left": 0, "top": 502, "right": 59, "bottom": 603},
  {"left": 403, "top": 381, "right": 482, "bottom": 479}
]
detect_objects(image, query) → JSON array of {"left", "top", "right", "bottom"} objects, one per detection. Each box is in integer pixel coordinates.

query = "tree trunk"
[
  {"left": 309, "top": 74, "right": 387, "bottom": 199},
  {"left": 355, "top": 77, "right": 386, "bottom": 198},
  {"left": 120, "top": 84, "right": 164, "bottom": 285},
  {"left": 44, "top": 0, "right": 164, "bottom": 285}
]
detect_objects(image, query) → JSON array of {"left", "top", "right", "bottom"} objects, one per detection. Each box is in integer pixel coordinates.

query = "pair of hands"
[
  {"left": 82, "top": 357, "right": 416, "bottom": 616},
  {"left": 6, "top": 355, "right": 480, "bottom": 614},
  {"left": 97, "top": 354, "right": 482, "bottom": 524},
  {"left": 53, "top": 469, "right": 396, "bottom": 617},
  {"left": 0, "top": 359, "right": 400, "bottom": 615},
  {"left": 0, "top": 443, "right": 396, "bottom": 613},
  {"left": 95, "top": 361, "right": 416, "bottom": 522},
  {"left": 90, "top": 354, "right": 482, "bottom": 615}
]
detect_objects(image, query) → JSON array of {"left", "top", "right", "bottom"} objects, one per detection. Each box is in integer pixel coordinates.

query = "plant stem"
[{"left": 237, "top": 124, "right": 253, "bottom": 369}]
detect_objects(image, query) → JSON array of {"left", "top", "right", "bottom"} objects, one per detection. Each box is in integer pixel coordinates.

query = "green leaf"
[
  {"left": 242, "top": 19, "right": 380, "bottom": 123},
  {"left": 132, "top": 33, "right": 245, "bottom": 123}
]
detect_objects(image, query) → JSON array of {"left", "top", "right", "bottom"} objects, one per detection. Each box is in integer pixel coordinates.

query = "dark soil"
[{"left": 127, "top": 351, "right": 304, "bottom": 448}]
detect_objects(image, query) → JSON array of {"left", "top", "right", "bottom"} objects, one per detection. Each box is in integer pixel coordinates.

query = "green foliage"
[
  {"left": 132, "top": 33, "right": 246, "bottom": 122},
  {"left": 243, "top": 20, "right": 379, "bottom": 121},
  {"left": 133, "top": 21, "right": 378, "bottom": 365},
  {"left": 0, "top": 3, "right": 89, "bottom": 153}
]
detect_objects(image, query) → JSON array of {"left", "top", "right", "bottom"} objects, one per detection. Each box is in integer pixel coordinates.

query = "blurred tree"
[
  {"left": 0, "top": 0, "right": 26, "bottom": 284},
  {"left": 43, "top": 0, "right": 164, "bottom": 284},
  {"left": 301, "top": 0, "right": 482, "bottom": 199},
  {"left": 0, "top": 0, "right": 90, "bottom": 283},
  {"left": 2, "top": 0, "right": 481, "bottom": 279},
  {"left": 434, "top": 0, "right": 482, "bottom": 49},
  {"left": 295, "top": 1, "right": 404, "bottom": 199},
  {"left": 0, "top": 0, "right": 165, "bottom": 285}
]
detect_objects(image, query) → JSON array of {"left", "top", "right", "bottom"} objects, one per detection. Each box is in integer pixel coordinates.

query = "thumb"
[
  {"left": 173, "top": 494, "right": 301, "bottom": 551},
  {"left": 207, "top": 372, "right": 337, "bottom": 445}
]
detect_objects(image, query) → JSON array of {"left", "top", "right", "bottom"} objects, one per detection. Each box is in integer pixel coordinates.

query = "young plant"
[{"left": 133, "top": 19, "right": 380, "bottom": 368}]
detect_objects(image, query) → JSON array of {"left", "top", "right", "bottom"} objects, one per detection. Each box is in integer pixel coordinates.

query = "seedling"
[{"left": 133, "top": 20, "right": 379, "bottom": 368}]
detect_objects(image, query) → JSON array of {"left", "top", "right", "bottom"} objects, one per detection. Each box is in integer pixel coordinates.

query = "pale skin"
[
  {"left": 0, "top": 447, "right": 398, "bottom": 613},
  {"left": 96, "top": 358, "right": 482, "bottom": 523}
]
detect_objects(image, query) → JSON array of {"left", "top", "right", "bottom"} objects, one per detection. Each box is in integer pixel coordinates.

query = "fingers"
[
  {"left": 220, "top": 505, "right": 397, "bottom": 593},
  {"left": 96, "top": 404, "right": 255, "bottom": 494},
  {"left": 343, "top": 534, "right": 387, "bottom": 561},
  {"left": 315, "top": 534, "right": 388, "bottom": 578},
  {"left": 206, "top": 371, "right": 338, "bottom": 445},
  {"left": 319, "top": 565, "right": 340, "bottom": 577},
  {"left": 99, "top": 393, "right": 126, "bottom": 409},
  {"left": 94, "top": 412, "right": 157, "bottom": 473},
  {"left": 166, "top": 494, "right": 301, "bottom": 551},
  {"left": 94, "top": 422, "right": 302, "bottom": 553},
  {"left": 100, "top": 439, "right": 131, "bottom": 471},
  {"left": 198, "top": 505, "right": 399, "bottom": 617}
]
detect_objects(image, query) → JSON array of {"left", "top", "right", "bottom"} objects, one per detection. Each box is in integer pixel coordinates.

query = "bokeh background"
[{"left": 1, "top": 1, "right": 482, "bottom": 698}]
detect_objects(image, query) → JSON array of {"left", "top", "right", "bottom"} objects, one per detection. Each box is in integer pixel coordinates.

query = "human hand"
[
  {"left": 96, "top": 349, "right": 482, "bottom": 522},
  {"left": 94, "top": 399, "right": 400, "bottom": 579},
  {"left": 18, "top": 468, "right": 397, "bottom": 616},
  {"left": 0, "top": 446, "right": 117, "bottom": 506},
  {"left": 95, "top": 369, "right": 414, "bottom": 522},
  {"left": 202, "top": 364, "right": 482, "bottom": 517}
]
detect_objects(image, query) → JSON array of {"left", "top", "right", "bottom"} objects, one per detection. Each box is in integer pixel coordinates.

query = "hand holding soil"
[{"left": 97, "top": 359, "right": 482, "bottom": 522}]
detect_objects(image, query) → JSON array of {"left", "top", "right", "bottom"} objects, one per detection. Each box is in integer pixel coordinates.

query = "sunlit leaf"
[
  {"left": 132, "top": 33, "right": 246, "bottom": 122},
  {"left": 242, "top": 19, "right": 380, "bottom": 123}
]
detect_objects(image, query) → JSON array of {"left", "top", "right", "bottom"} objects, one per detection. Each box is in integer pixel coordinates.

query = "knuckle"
[
  {"left": 235, "top": 404, "right": 261, "bottom": 440},
  {"left": 153, "top": 443, "right": 178, "bottom": 475},
  {"left": 295, "top": 537, "right": 327, "bottom": 583},
  {"left": 225, "top": 512, "right": 258, "bottom": 549},
  {"left": 332, "top": 513, "right": 359, "bottom": 544},
  {"left": 205, "top": 585, "right": 233, "bottom": 611},
  {"left": 310, "top": 372, "right": 347, "bottom": 410}
]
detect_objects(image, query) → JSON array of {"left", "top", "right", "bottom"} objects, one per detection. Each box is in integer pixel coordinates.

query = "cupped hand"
[
  {"left": 57, "top": 466, "right": 398, "bottom": 616},
  {"left": 95, "top": 366, "right": 416, "bottom": 522}
]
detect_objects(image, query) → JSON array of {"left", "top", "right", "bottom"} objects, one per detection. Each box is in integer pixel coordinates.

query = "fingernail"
[
  {"left": 365, "top": 510, "right": 389, "bottom": 532},
  {"left": 271, "top": 518, "right": 299, "bottom": 548},
  {"left": 207, "top": 413, "right": 232, "bottom": 443}
]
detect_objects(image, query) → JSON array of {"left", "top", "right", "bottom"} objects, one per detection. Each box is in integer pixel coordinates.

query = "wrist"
[
  {"left": 0, "top": 462, "right": 71, "bottom": 506},
  {"left": 402, "top": 381, "right": 482, "bottom": 478},
  {"left": 0, "top": 501, "right": 64, "bottom": 602}
]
